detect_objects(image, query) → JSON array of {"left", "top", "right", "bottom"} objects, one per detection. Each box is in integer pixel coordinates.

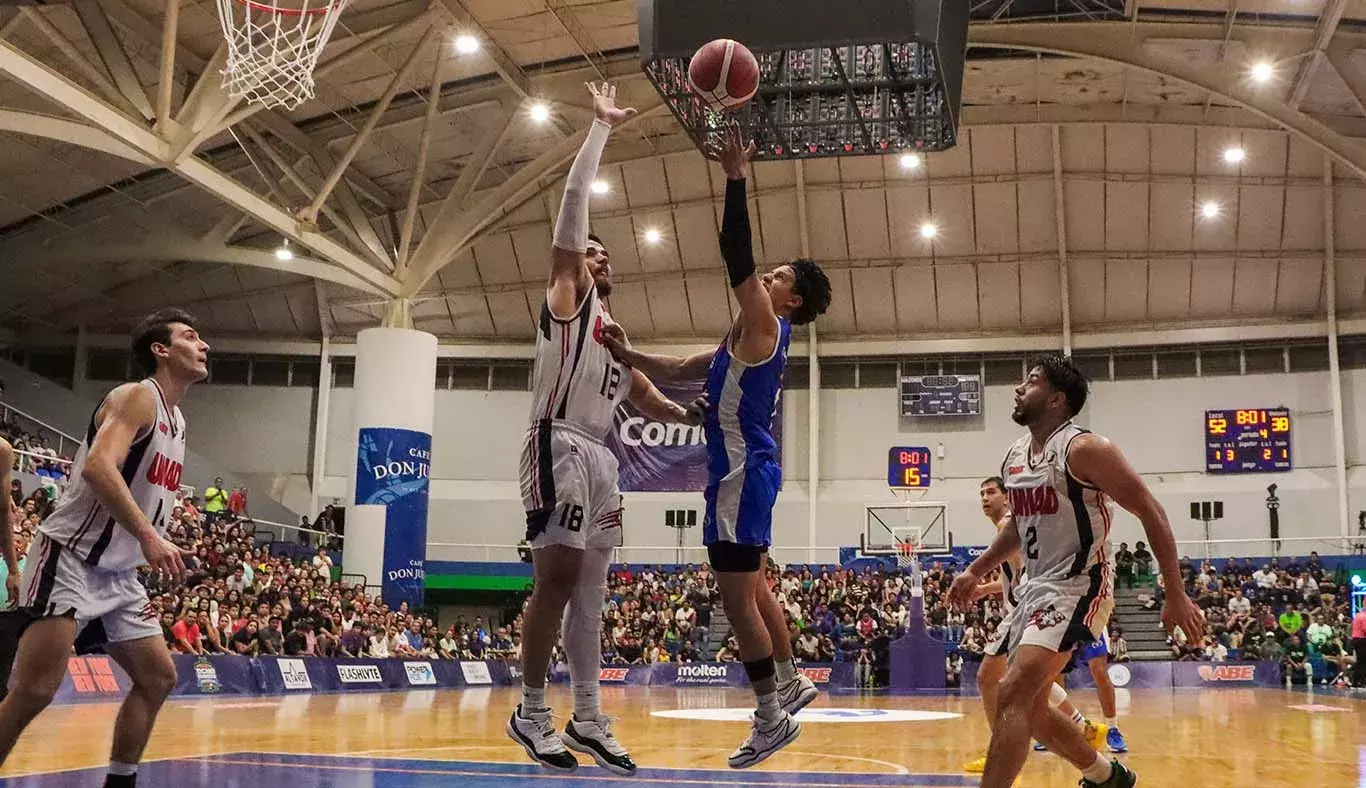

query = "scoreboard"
[
  {"left": 1205, "top": 408, "right": 1291, "bottom": 474},
  {"left": 900, "top": 373, "right": 981, "bottom": 416},
  {"left": 888, "top": 446, "right": 932, "bottom": 488}
]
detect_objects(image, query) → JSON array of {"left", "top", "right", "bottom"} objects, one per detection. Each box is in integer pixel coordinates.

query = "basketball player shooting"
[
  {"left": 947, "top": 356, "right": 1204, "bottom": 788},
  {"left": 963, "top": 475, "right": 1106, "bottom": 775},
  {"left": 603, "top": 121, "right": 832, "bottom": 768},
  {"left": 0, "top": 309, "right": 206, "bottom": 788},
  {"left": 507, "top": 82, "right": 708, "bottom": 776}
]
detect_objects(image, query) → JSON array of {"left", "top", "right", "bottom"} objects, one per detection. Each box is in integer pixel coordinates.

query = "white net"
[{"left": 216, "top": 0, "right": 351, "bottom": 110}]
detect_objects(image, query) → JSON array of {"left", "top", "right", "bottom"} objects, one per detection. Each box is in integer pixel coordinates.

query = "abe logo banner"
[
  {"left": 355, "top": 427, "right": 432, "bottom": 609},
  {"left": 599, "top": 667, "right": 630, "bottom": 682},
  {"left": 606, "top": 378, "right": 784, "bottom": 492},
  {"left": 1197, "top": 665, "right": 1257, "bottom": 682}
]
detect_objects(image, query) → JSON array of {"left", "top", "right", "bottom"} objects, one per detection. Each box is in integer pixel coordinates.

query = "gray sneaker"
[{"left": 727, "top": 711, "right": 801, "bottom": 769}]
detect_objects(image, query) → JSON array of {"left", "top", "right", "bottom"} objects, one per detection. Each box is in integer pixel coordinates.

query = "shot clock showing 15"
[
  {"left": 1205, "top": 408, "right": 1291, "bottom": 473},
  {"left": 888, "top": 446, "right": 933, "bottom": 488}
]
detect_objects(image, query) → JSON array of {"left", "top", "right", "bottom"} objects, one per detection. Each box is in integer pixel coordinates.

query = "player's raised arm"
[
  {"left": 0, "top": 439, "right": 16, "bottom": 606},
  {"left": 625, "top": 369, "right": 708, "bottom": 426},
  {"left": 1067, "top": 432, "right": 1205, "bottom": 641},
  {"left": 547, "top": 82, "right": 636, "bottom": 319},
  {"left": 83, "top": 383, "right": 185, "bottom": 579},
  {"left": 714, "top": 123, "right": 780, "bottom": 352}
]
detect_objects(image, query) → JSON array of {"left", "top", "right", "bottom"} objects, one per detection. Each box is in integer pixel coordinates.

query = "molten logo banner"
[{"left": 606, "top": 378, "right": 783, "bottom": 492}]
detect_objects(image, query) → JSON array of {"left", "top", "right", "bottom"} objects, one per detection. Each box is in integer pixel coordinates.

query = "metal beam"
[
  {"left": 73, "top": 0, "right": 156, "bottom": 119},
  {"left": 398, "top": 52, "right": 446, "bottom": 269},
  {"left": 1287, "top": 0, "right": 1349, "bottom": 109},
  {"left": 0, "top": 109, "right": 153, "bottom": 166},
  {"left": 543, "top": 0, "right": 609, "bottom": 83},
  {"left": 0, "top": 36, "right": 399, "bottom": 296},
  {"left": 250, "top": 112, "right": 393, "bottom": 209},
  {"left": 1052, "top": 124, "right": 1072, "bottom": 355},
  {"left": 970, "top": 22, "right": 1366, "bottom": 179},
  {"left": 433, "top": 0, "right": 532, "bottom": 99},
  {"left": 155, "top": 0, "right": 179, "bottom": 132},
  {"left": 19, "top": 7, "right": 140, "bottom": 116},
  {"left": 404, "top": 102, "right": 668, "bottom": 294}
]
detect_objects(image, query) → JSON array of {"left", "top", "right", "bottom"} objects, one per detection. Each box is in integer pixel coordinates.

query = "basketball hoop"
[
  {"left": 216, "top": 0, "right": 352, "bottom": 110},
  {"left": 896, "top": 541, "right": 919, "bottom": 569}
]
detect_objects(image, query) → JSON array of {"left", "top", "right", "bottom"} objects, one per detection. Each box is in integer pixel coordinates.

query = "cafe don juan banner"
[{"left": 606, "top": 376, "right": 783, "bottom": 492}]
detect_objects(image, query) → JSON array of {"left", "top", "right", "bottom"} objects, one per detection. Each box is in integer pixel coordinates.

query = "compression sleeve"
[
  {"left": 719, "top": 177, "right": 756, "bottom": 288},
  {"left": 552, "top": 119, "right": 612, "bottom": 253}
]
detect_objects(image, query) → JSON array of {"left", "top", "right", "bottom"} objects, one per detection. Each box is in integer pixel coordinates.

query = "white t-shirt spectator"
[
  {"left": 1205, "top": 641, "right": 1228, "bottom": 662},
  {"left": 1227, "top": 595, "right": 1251, "bottom": 617},
  {"left": 368, "top": 634, "right": 390, "bottom": 658},
  {"left": 1306, "top": 621, "right": 1333, "bottom": 647},
  {"left": 1253, "top": 568, "right": 1276, "bottom": 588},
  {"left": 312, "top": 552, "right": 333, "bottom": 584}
]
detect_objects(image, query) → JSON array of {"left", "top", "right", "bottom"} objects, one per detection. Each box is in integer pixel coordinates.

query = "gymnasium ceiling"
[{"left": 3, "top": 0, "right": 1366, "bottom": 346}]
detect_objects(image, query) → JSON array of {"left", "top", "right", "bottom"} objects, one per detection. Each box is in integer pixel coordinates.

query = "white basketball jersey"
[
  {"left": 1000, "top": 421, "right": 1112, "bottom": 585},
  {"left": 999, "top": 553, "right": 1023, "bottom": 613},
  {"left": 40, "top": 379, "right": 186, "bottom": 572},
  {"left": 528, "top": 287, "right": 632, "bottom": 439}
]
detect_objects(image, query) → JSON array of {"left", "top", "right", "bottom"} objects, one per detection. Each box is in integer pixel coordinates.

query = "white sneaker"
[
  {"left": 727, "top": 711, "right": 801, "bottom": 769},
  {"left": 777, "top": 674, "right": 818, "bottom": 715},
  {"left": 506, "top": 704, "right": 579, "bottom": 772},
  {"left": 562, "top": 715, "right": 638, "bottom": 775}
]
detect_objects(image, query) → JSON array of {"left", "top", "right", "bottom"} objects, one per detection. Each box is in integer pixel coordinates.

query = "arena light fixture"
[
  {"left": 1223, "top": 146, "right": 1246, "bottom": 165},
  {"left": 919, "top": 222, "right": 938, "bottom": 240},
  {"left": 1250, "top": 60, "right": 1274, "bottom": 84},
  {"left": 644, "top": 228, "right": 663, "bottom": 244},
  {"left": 591, "top": 180, "right": 610, "bottom": 195},
  {"left": 1200, "top": 201, "right": 1221, "bottom": 219},
  {"left": 274, "top": 241, "right": 293, "bottom": 261},
  {"left": 899, "top": 152, "right": 922, "bottom": 171},
  {"left": 529, "top": 102, "right": 552, "bottom": 123},
  {"left": 1353, "top": 574, "right": 1362, "bottom": 587},
  {"left": 454, "top": 34, "right": 480, "bottom": 55}
]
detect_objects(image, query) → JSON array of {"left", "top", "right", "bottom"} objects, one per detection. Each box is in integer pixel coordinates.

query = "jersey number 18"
[{"left": 599, "top": 363, "right": 621, "bottom": 399}]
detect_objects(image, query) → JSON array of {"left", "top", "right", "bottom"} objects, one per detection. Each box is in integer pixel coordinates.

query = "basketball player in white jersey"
[
  {"left": 0, "top": 308, "right": 207, "bottom": 788},
  {"left": 963, "top": 475, "right": 1106, "bottom": 774},
  {"left": 0, "top": 438, "right": 18, "bottom": 609},
  {"left": 948, "top": 355, "right": 1203, "bottom": 788},
  {"left": 507, "top": 82, "right": 707, "bottom": 775}
]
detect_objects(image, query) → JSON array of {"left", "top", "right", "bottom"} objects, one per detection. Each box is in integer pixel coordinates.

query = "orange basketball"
[{"left": 687, "top": 38, "right": 760, "bottom": 112}]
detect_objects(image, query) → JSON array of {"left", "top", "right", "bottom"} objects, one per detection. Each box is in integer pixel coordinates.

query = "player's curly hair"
[
  {"left": 789, "top": 258, "right": 832, "bottom": 326},
  {"left": 132, "top": 308, "right": 199, "bottom": 375},
  {"left": 1029, "top": 354, "right": 1089, "bottom": 417}
]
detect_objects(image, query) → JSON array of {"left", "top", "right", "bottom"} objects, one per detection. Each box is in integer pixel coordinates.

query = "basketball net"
[
  {"left": 897, "top": 541, "right": 923, "bottom": 597},
  {"left": 216, "top": 0, "right": 352, "bottom": 109}
]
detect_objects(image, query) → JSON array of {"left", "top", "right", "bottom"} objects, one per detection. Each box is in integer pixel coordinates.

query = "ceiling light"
[
  {"left": 1200, "top": 201, "right": 1221, "bottom": 219},
  {"left": 643, "top": 228, "right": 663, "bottom": 244},
  {"left": 899, "top": 152, "right": 922, "bottom": 171},
  {"left": 919, "top": 222, "right": 938, "bottom": 240},
  {"left": 274, "top": 241, "right": 293, "bottom": 261},
  {"left": 1250, "top": 61, "right": 1274, "bottom": 84},
  {"left": 454, "top": 34, "right": 480, "bottom": 55},
  {"left": 1223, "top": 146, "right": 1246, "bottom": 165},
  {"left": 529, "top": 102, "right": 551, "bottom": 123},
  {"left": 591, "top": 180, "right": 610, "bottom": 195}
]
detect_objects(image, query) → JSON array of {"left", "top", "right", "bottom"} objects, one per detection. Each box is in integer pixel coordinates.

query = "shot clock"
[
  {"left": 1204, "top": 408, "right": 1291, "bottom": 473},
  {"left": 888, "top": 446, "right": 932, "bottom": 488}
]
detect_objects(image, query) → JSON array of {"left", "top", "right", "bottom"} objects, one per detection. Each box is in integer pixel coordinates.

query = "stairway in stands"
[
  {"left": 706, "top": 608, "right": 731, "bottom": 658},
  {"left": 1112, "top": 581, "right": 1171, "bottom": 661}
]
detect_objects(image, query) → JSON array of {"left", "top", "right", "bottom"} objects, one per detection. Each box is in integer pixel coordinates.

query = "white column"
[
  {"left": 309, "top": 337, "right": 332, "bottom": 520},
  {"left": 1324, "top": 160, "right": 1351, "bottom": 550},
  {"left": 807, "top": 323, "right": 820, "bottom": 564},
  {"left": 348, "top": 327, "right": 437, "bottom": 607}
]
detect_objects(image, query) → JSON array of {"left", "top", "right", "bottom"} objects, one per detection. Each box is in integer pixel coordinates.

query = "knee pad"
[{"left": 1049, "top": 681, "right": 1069, "bottom": 708}]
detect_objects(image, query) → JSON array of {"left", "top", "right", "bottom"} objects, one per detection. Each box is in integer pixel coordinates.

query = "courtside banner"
[
  {"left": 606, "top": 378, "right": 784, "bottom": 492},
  {"left": 171, "top": 655, "right": 254, "bottom": 696},
  {"left": 46, "top": 656, "right": 130, "bottom": 704},
  {"left": 355, "top": 427, "right": 432, "bottom": 609}
]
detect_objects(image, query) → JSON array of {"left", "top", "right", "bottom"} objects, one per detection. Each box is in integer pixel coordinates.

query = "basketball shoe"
[
  {"left": 963, "top": 755, "right": 987, "bottom": 773},
  {"left": 561, "top": 715, "right": 638, "bottom": 775},
  {"left": 507, "top": 704, "right": 579, "bottom": 772},
  {"left": 1080, "top": 760, "right": 1137, "bottom": 787},
  {"left": 727, "top": 711, "right": 801, "bottom": 769},
  {"left": 777, "top": 673, "right": 819, "bottom": 715},
  {"left": 1105, "top": 726, "right": 1128, "bottom": 753},
  {"left": 1034, "top": 719, "right": 1107, "bottom": 752}
]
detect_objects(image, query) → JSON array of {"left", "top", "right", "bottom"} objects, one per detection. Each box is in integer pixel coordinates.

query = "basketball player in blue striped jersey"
[
  {"left": 605, "top": 122, "right": 832, "bottom": 768},
  {"left": 0, "top": 309, "right": 206, "bottom": 788},
  {"left": 507, "top": 82, "right": 709, "bottom": 776}
]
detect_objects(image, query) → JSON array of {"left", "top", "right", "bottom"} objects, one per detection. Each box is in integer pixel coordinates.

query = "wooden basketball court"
[{"left": 0, "top": 686, "right": 1356, "bottom": 786}]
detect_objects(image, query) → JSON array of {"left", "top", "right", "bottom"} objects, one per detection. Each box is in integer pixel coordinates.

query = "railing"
[
  {"left": 245, "top": 515, "right": 343, "bottom": 546},
  {"left": 0, "top": 402, "right": 80, "bottom": 460},
  {"left": 1172, "top": 535, "right": 1359, "bottom": 561},
  {"left": 10, "top": 448, "right": 73, "bottom": 478},
  {"left": 425, "top": 542, "right": 848, "bottom": 567}
]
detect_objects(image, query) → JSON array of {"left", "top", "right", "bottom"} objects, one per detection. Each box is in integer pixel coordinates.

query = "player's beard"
[
  {"left": 595, "top": 278, "right": 613, "bottom": 298},
  {"left": 1010, "top": 401, "right": 1032, "bottom": 426}
]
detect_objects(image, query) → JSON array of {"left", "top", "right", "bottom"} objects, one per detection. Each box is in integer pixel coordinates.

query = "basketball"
[{"left": 687, "top": 38, "right": 760, "bottom": 112}]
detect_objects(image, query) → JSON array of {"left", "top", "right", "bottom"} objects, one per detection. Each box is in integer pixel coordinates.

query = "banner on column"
[
  {"left": 355, "top": 427, "right": 432, "bottom": 609},
  {"left": 606, "top": 378, "right": 783, "bottom": 492}
]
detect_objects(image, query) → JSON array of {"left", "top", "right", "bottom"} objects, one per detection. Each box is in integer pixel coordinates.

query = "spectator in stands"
[
  {"left": 1110, "top": 627, "right": 1130, "bottom": 663},
  {"left": 312, "top": 548, "right": 333, "bottom": 585},
  {"left": 1115, "top": 542, "right": 1135, "bottom": 589},
  {"left": 1278, "top": 604, "right": 1306, "bottom": 642},
  {"left": 1132, "top": 541, "right": 1153, "bottom": 579},
  {"left": 228, "top": 486, "right": 247, "bottom": 518},
  {"left": 368, "top": 626, "right": 391, "bottom": 658},
  {"left": 716, "top": 637, "right": 739, "bottom": 662},
  {"left": 259, "top": 616, "right": 284, "bottom": 655},
  {"left": 171, "top": 610, "right": 204, "bottom": 655},
  {"left": 677, "top": 641, "right": 701, "bottom": 663},
  {"left": 1306, "top": 614, "right": 1333, "bottom": 648},
  {"left": 203, "top": 477, "right": 229, "bottom": 524},
  {"left": 1283, "top": 635, "right": 1310, "bottom": 685}
]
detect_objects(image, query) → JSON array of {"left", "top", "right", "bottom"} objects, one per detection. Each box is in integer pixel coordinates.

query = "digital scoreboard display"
[
  {"left": 888, "top": 446, "right": 932, "bottom": 488},
  {"left": 1205, "top": 408, "right": 1291, "bottom": 474},
  {"left": 900, "top": 373, "right": 981, "bottom": 416}
]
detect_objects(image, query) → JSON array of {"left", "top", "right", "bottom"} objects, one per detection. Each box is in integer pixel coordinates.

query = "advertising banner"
[
  {"left": 171, "top": 655, "right": 255, "bottom": 697},
  {"left": 605, "top": 377, "right": 784, "bottom": 492},
  {"left": 49, "top": 656, "right": 129, "bottom": 704},
  {"left": 354, "top": 427, "right": 432, "bottom": 609}
]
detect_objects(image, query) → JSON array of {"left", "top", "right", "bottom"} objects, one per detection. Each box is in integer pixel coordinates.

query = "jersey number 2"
[
  {"left": 1023, "top": 524, "right": 1039, "bottom": 560},
  {"left": 599, "top": 363, "right": 621, "bottom": 399}
]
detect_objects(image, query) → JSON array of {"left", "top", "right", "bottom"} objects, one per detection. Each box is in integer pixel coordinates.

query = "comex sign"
[{"left": 618, "top": 418, "right": 705, "bottom": 448}]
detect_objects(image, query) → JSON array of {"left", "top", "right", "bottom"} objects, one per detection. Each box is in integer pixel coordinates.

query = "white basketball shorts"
[
  {"left": 1005, "top": 567, "right": 1114, "bottom": 655},
  {"left": 20, "top": 532, "right": 161, "bottom": 646},
  {"left": 519, "top": 420, "right": 623, "bottom": 551}
]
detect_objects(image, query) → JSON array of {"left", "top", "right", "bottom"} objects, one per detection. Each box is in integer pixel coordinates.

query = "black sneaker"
[
  {"left": 506, "top": 704, "right": 579, "bottom": 772},
  {"left": 1080, "top": 760, "right": 1137, "bottom": 788},
  {"left": 562, "top": 715, "right": 638, "bottom": 775}
]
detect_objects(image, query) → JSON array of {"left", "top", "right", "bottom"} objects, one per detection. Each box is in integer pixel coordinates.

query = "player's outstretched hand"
[
  {"left": 681, "top": 395, "right": 709, "bottom": 426},
  {"left": 587, "top": 82, "right": 637, "bottom": 127},
  {"left": 140, "top": 533, "right": 187, "bottom": 580},
  {"left": 1161, "top": 590, "right": 1206, "bottom": 643},
  {"left": 946, "top": 567, "right": 979, "bottom": 611},
  {"left": 712, "top": 120, "right": 756, "bottom": 180}
]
